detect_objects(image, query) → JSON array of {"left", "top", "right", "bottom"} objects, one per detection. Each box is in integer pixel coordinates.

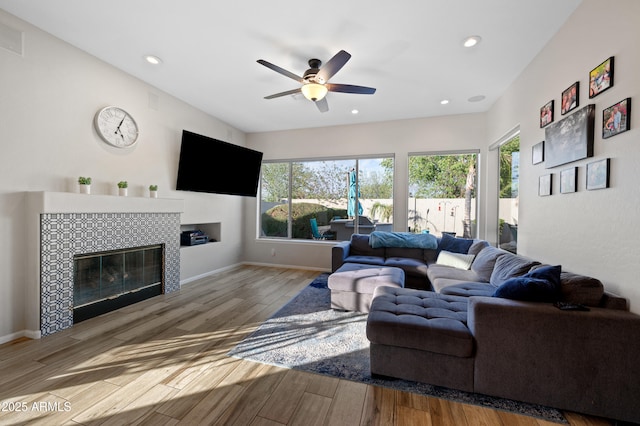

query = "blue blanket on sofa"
[{"left": 369, "top": 231, "right": 438, "bottom": 249}]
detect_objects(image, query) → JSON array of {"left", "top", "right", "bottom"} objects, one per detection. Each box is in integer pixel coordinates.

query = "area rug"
[{"left": 228, "top": 274, "right": 567, "bottom": 424}]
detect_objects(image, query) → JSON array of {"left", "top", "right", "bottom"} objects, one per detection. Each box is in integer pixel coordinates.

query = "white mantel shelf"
[{"left": 28, "top": 191, "right": 184, "bottom": 214}]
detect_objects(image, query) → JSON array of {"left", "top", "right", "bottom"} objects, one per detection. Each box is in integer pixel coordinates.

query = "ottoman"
[
  {"left": 366, "top": 286, "right": 475, "bottom": 392},
  {"left": 328, "top": 263, "right": 405, "bottom": 313}
]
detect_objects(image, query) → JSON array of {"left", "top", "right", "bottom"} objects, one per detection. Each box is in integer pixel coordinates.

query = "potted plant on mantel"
[
  {"left": 149, "top": 184, "right": 158, "bottom": 198},
  {"left": 117, "top": 181, "right": 128, "bottom": 196},
  {"left": 78, "top": 176, "right": 92, "bottom": 194}
]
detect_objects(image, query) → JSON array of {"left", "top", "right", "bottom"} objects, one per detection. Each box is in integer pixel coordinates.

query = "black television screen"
[{"left": 176, "top": 130, "right": 263, "bottom": 197}]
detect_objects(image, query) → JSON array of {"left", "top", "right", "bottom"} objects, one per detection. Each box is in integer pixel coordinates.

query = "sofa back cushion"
[
  {"left": 559, "top": 271, "right": 604, "bottom": 306},
  {"left": 350, "top": 234, "right": 385, "bottom": 257},
  {"left": 386, "top": 246, "right": 424, "bottom": 261},
  {"left": 470, "top": 246, "right": 506, "bottom": 282},
  {"left": 468, "top": 240, "right": 489, "bottom": 256},
  {"left": 489, "top": 253, "right": 540, "bottom": 286}
]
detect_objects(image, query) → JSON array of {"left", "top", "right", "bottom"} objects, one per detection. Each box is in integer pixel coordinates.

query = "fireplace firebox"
[{"left": 73, "top": 244, "right": 164, "bottom": 323}]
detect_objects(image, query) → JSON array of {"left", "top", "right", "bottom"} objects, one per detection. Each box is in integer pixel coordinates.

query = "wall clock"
[{"left": 94, "top": 106, "right": 139, "bottom": 148}]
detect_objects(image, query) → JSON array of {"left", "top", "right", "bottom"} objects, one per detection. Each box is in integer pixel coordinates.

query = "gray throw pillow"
[{"left": 489, "top": 253, "right": 541, "bottom": 287}]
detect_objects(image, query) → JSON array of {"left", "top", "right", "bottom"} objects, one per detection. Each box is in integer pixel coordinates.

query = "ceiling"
[{"left": 0, "top": 0, "right": 582, "bottom": 134}]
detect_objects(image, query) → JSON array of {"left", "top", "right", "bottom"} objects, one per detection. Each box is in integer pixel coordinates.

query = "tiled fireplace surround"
[{"left": 29, "top": 192, "right": 184, "bottom": 336}]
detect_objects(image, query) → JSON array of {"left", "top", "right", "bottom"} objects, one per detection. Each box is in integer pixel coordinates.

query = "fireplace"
[
  {"left": 73, "top": 244, "right": 164, "bottom": 323},
  {"left": 30, "top": 191, "right": 184, "bottom": 337}
]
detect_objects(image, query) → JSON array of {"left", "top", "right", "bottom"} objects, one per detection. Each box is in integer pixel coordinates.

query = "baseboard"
[
  {"left": 241, "top": 261, "right": 329, "bottom": 272},
  {"left": 179, "top": 263, "right": 243, "bottom": 286},
  {"left": 0, "top": 329, "right": 41, "bottom": 345}
]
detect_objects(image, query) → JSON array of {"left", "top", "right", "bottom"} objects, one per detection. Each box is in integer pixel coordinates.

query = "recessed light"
[
  {"left": 351, "top": 109, "right": 359, "bottom": 115},
  {"left": 144, "top": 55, "right": 162, "bottom": 65},
  {"left": 468, "top": 95, "right": 486, "bottom": 102},
  {"left": 463, "top": 36, "right": 482, "bottom": 48},
  {"left": 440, "top": 99, "right": 449, "bottom": 105}
]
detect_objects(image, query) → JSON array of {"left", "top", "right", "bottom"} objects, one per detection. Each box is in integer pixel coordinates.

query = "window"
[
  {"left": 259, "top": 156, "right": 393, "bottom": 241},
  {"left": 498, "top": 135, "right": 519, "bottom": 253},
  {"left": 407, "top": 151, "right": 479, "bottom": 238}
]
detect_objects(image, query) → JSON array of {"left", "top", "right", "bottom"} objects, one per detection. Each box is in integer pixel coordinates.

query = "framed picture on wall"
[
  {"left": 539, "top": 174, "right": 552, "bottom": 196},
  {"left": 540, "top": 100, "right": 554, "bottom": 128},
  {"left": 589, "top": 56, "right": 614, "bottom": 98},
  {"left": 586, "top": 158, "right": 610, "bottom": 190},
  {"left": 532, "top": 141, "right": 545, "bottom": 164},
  {"left": 561, "top": 81, "right": 579, "bottom": 115},
  {"left": 545, "top": 104, "right": 595, "bottom": 168},
  {"left": 603, "top": 98, "right": 631, "bottom": 139},
  {"left": 560, "top": 167, "right": 578, "bottom": 194}
]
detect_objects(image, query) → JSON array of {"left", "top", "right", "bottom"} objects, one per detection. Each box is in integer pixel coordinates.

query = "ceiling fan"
[{"left": 257, "top": 50, "right": 376, "bottom": 113}]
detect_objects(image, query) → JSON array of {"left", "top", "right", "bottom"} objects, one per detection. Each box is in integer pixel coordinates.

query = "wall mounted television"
[{"left": 176, "top": 130, "right": 263, "bottom": 197}]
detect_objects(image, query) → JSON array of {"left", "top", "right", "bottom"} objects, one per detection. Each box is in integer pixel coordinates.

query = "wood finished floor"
[{"left": 0, "top": 265, "right": 616, "bottom": 426}]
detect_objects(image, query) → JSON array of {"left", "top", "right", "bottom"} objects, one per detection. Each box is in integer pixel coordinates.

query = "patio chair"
[{"left": 310, "top": 218, "right": 335, "bottom": 240}]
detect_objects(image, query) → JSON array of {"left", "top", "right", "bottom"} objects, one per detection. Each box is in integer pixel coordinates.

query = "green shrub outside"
[{"left": 261, "top": 203, "right": 347, "bottom": 238}]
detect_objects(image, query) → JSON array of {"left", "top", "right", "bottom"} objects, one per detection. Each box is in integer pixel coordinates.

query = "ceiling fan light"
[{"left": 301, "top": 83, "right": 328, "bottom": 102}]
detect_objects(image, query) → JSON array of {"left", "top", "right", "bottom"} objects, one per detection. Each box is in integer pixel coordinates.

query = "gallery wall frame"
[
  {"left": 560, "top": 167, "right": 578, "bottom": 194},
  {"left": 561, "top": 81, "right": 579, "bottom": 115},
  {"left": 586, "top": 158, "right": 610, "bottom": 190},
  {"left": 602, "top": 98, "right": 631, "bottom": 139},
  {"left": 545, "top": 104, "right": 595, "bottom": 169},
  {"left": 539, "top": 174, "right": 552, "bottom": 196},
  {"left": 540, "top": 100, "right": 554, "bottom": 128},
  {"left": 532, "top": 141, "right": 544, "bottom": 165},
  {"left": 589, "top": 56, "right": 614, "bottom": 99}
]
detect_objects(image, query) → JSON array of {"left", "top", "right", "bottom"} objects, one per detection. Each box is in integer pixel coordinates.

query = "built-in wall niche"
[{"left": 180, "top": 222, "right": 221, "bottom": 246}]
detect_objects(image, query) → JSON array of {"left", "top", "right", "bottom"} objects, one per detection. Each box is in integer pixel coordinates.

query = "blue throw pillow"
[
  {"left": 526, "top": 265, "right": 561, "bottom": 287},
  {"left": 438, "top": 233, "right": 474, "bottom": 254},
  {"left": 492, "top": 277, "right": 559, "bottom": 302}
]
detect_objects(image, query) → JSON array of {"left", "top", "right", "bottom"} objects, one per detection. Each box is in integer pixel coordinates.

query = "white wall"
[
  {"left": 487, "top": 0, "right": 640, "bottom": 312},
  {"left": 244, "top": 114, "right": 488, "bottom": 269},
  {"left": 0, "top": 10, "right": 248, "bottom": 341}
]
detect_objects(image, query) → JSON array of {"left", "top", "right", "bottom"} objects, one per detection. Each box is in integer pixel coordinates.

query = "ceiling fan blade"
[
  {"left": 326, "top": 83, "right": 376, "bottom": 95},
  {"left": 317, "top": 50, "right": 351, "bottom": 82},
  {"left": 257, "top": 59, "right": 303, "bottom": 83},
  {"left": 264, "top": 88, "right": 301, "bottom": 99},
  {"left": 315, "top": 97, "right": 329, "bottom": 113}
]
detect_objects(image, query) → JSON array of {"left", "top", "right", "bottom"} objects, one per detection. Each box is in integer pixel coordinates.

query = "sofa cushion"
[
  {"left": 349, "top": 234, "right": 385, "bottom": 257},
  {"left": 438, "top": 233, "right": 474, "bottom": 254},
  {"left": 343, "top": 255, "right": 385, "bottom": 266},
  {"left": 468, "top": 240, "right": 489, "bottom": 256},
  {"left": 427, "top": 264, "right": 482, "bottom": 283},
  {"left": 559, "top": 271, "right": 604, "bottom": 306},
  {"left": 436, "top": 250, "right": 475, "bottom": 270},
  {"left": 441, "top": 282, "right": 496, "bottom": 297},
  {"left": 470, "top": 246, "right": 506, "bottom": 282},
  {"left": 489, "top": 253, "right": 540, "bottom": 286},
  {"left": 386, "top": 246, "right": 424, "bottom": 261},
  {"left": 384, "top": 257, "right": 429, "bottom": 278}
]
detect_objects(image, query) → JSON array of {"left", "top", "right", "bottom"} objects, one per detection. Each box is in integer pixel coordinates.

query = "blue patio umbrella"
[{"left": 347, "top": 169, "right": 363, "bottom": 217}]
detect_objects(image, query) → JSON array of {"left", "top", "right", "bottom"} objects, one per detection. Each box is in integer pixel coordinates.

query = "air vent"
[{"left": 0, "top": 21, "right": 23, "bottom": 56}]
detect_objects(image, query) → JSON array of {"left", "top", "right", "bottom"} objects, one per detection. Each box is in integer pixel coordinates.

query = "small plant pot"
[
  {"left": 149, "top": 190, "right": 158, "bottom": 198},
  {"left": 118, "top": 188, "right": 128, "bottom": 196},
  {"left": 79, "top": 184, "right": 91, "bottom": 195}
]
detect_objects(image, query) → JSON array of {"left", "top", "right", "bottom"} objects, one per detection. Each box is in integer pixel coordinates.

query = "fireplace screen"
[{"left": 74, "top": 244, "right": 163, "bottom": 308}]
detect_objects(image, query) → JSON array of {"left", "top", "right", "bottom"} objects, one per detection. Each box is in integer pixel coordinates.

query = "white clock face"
[{"left": 94, "top": 106, "right": 139, "bottom": 148}]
